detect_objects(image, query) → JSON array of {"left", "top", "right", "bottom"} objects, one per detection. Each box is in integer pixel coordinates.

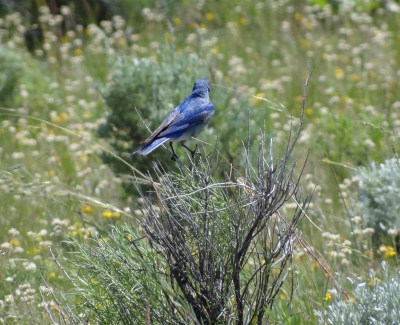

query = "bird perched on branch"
[{"left": 132, "top": 78, "right": 215, "bottom": 160}]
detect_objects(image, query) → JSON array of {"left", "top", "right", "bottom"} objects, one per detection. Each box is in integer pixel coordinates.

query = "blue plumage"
[{"left": 133, "top": 78, "right": 215, "bottom": 160}]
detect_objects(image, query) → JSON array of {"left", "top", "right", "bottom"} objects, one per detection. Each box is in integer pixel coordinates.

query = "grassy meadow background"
[{"left": 1, "top": 0, "right": 400, "bottom": 323}]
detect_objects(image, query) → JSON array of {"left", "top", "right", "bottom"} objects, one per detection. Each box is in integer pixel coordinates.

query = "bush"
[
  {"left": 55, "top": 224, "right": 171, "bottom": 324},
  {"left": 357, "top": 158, "right": 400, "bottom": 247},
  {"left": 0, "top": 46, "right": 23, "bottom": 107},
  {"left": 315, "top": 262, "right": 400, "bottom": 325},
  {"left": 51, "top": 123, "right": 311, "bottom": 324},
  {"left": 139, "top": 142, "right": 310, "bottom": 323}
]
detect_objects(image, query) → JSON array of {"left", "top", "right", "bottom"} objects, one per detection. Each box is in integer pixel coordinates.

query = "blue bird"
[{"left": 133, "top": 78, "right": 215, "bottom": 160}]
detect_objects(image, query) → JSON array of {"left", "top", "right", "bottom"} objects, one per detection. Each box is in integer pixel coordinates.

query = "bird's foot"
[
  {"left": 170, "top": 142, "right": 179, "bottom": 161},
  {"left": 189, "top": 144, "right": 199, "bottom": 159},
  {"left": 182, "top": 143, "right": 199, "bottom": 159}
]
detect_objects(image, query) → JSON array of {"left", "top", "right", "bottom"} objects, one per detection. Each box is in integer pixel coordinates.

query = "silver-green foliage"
[
  {"left": 358, "top": 158, "right": 400, "bottom": 239},
  {"left": 0, "top": 46, "right": 22, "bottom": 106},
  {"left": 54, "top": 224, "right": 174, "bottom": 324},
  {"left": 315, "top": 263, "right": 400, "bottom": 325}
]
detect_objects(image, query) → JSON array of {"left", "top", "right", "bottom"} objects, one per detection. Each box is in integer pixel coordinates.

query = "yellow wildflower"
[
  {"left": 324, "top": 292, "right": 332, "bottom": 302},
  {"left": 49, "top": 272, "right": 56, "bottom": 279},
  {"left": 205, "top": 13, "right": 214, "bottom": 21},
  {"left": 368, "top": 277, "right": 381, "bottom": 287},
  {"left": 172, "top": 17, "right": 182, "bottom": 26},
  {"left": 311, "top": 262, "right": 319, "bottom": 269},
  {"left": 28, "top": 247, "right": 43, "bottom": 256},
  {"left": 239, "top": 17, "right": 248, "bottom": 26},
  {"left": 73, "top": 48, "right": 82, "bottom": 56},
  {"left": 102, "top": 210, "right": 120, "bottom": 219},
  {"left": 279, "top": 292, "right": 288, "bottom": 300},
  {"left": 68, "top": 230, "right": 79, "bottom": 237},
  {"left": 102, "top": 210, "right": 113, "bottom": 218},
  {"left": 165, "top": 33, "right": 173, "bottom": 42},
  {"left": 305, "top": 107, "right": 314, "bottom": 117},
  {"left": 82, "top": 205, "right": 93, "bottom": 214},
  {"left": 334, "top": 68, "right": 345, "bottom": 79},
  {"left": 384, "top": 245, "right": 396, "bottom": 259},
  {"left": 294, "top": 12, "right": 302, "bottom": 21},
  {"left": 111, "top": 211, "right": 121, "bottom": 219},
  {"left": 50, "top": 115, "right": 61, "bottom": 124},
  {"left": 60, "top": 112, "right": 69, "bottom": 121},
  {"left": 10, "top": 239, "right": 20, "bottom": 247}
]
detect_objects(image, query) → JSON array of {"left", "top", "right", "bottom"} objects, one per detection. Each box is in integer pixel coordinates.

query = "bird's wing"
[
  {"left": 157, "top": 102, "right": 215, "bottom": 138},
  {"left": 142, "top": 96, "right": 214, "bottom": 144},
  {"left": 141, "top": 109, "right": 180, "bottom": 144}
]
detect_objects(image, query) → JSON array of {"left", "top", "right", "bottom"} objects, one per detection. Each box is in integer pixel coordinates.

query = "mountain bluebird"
[{"left": 133, "top": 78, "right": 215, "bottom": 160}]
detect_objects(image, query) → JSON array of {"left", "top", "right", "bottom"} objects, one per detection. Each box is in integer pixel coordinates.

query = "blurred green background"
[{"left": 1, "top": 0, "right": 400, "bottom": 323}]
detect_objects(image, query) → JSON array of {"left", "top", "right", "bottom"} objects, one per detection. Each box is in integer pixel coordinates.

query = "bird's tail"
[{"left": 132, "top": 137, "right": 169, "bottom": 156}]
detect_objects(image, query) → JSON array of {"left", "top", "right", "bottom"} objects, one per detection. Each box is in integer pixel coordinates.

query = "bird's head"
[{"left": 191, "top": 78, "right": 211, "bottom": 98}]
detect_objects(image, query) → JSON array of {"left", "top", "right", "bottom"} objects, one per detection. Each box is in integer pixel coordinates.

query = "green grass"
[{"left": 1, "top": 1, "right": 400, "bottom": 323}]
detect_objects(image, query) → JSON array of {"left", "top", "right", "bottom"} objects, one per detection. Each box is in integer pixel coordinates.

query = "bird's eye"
[{"left": 208, "top": 87, "right": 211, "bottom": 92}]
